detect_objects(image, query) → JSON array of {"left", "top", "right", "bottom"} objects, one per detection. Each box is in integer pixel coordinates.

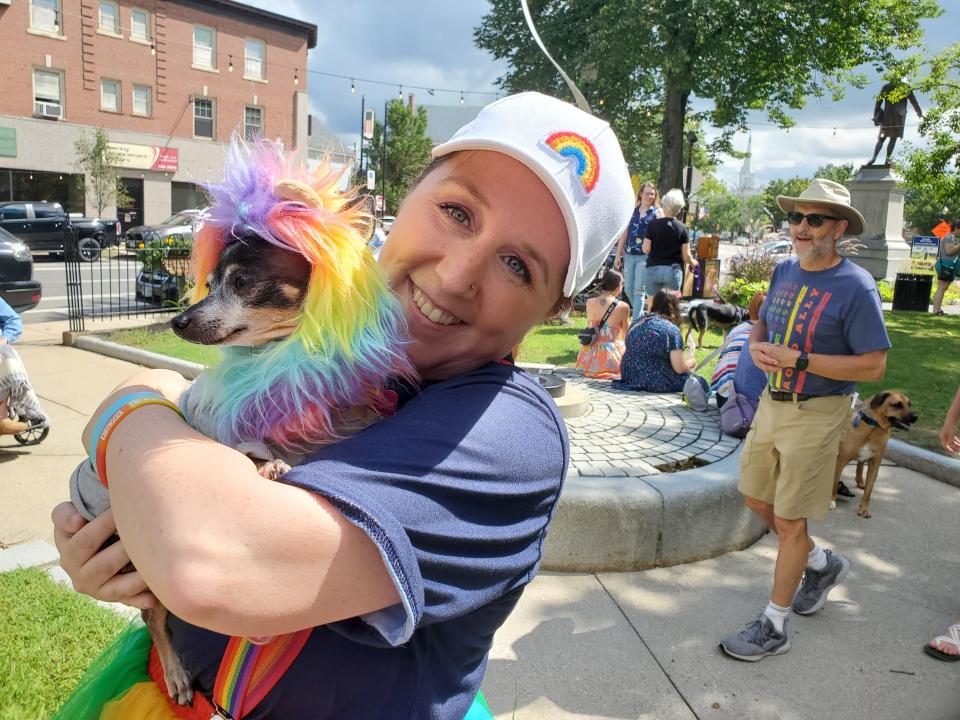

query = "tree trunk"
[{"left": 658, "top": 82, "right": 689, "bottom": 197}]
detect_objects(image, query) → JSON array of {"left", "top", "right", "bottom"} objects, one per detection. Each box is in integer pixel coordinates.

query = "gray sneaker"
[
  {"left": 719, "top": 614, "right": 790, "bottom": 661},
  {"left": 792, "top": 549, "right": 850, "bottom": 615}
]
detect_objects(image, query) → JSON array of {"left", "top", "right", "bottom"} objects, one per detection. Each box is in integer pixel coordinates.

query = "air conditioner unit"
[{"left": 34, "top": 101, "right": 63, "bottom": 119}]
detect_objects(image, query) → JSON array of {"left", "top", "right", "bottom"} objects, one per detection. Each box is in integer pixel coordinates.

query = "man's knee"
[
  {"left": 773, "top": 514, "right": 807, "bottom": 539},
  {"left": 744, "top": 496, "right": 771, "bottom": 515}
]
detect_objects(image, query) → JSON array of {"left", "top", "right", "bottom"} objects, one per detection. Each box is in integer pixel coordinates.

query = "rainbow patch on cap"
[{"left": 544, "top": 131, "right": 600, "bottom": 193}]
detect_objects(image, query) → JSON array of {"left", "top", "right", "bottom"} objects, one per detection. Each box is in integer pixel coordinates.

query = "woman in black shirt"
[{"left": 643, "top": 188, "right": 695, "bottom": 298}]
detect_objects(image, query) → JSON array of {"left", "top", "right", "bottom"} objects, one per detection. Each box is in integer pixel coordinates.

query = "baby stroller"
[{"left": 0, "top": 344, "right": 50, "bottom": 446}]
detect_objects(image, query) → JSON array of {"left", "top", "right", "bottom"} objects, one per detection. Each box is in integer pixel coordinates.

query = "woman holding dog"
[
  {"left": 51, "top": 93, "right": 635, "bottom": 719},
  {"left": 931, "top": 219, "right": 960, "bottom": 316},
  {"left": 614, "top": 182, "right": 662, "bottom": 320},
  {"left": 617, "top": 289, "right": 696, "bottom": 393}
]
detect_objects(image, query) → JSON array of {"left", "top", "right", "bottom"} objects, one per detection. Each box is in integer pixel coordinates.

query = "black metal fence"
[{"left": 64, "top": 230, "right": 191, "bottom": 332}]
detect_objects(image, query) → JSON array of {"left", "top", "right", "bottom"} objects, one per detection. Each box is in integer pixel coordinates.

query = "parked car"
[
  {"left": 0, "top": 227, "right": 42, "bottom": 312},
  {"left": 124, "top": 210, "right": 197, "bottom": 251},
  {"left": 382, "top": 215, "right": 396, "bottom": 234},
  {"left": 756, "top": 238, "right": 792, "bottom": 259},
  {"left": 0, "top": 201, "right": 75, "bottom": 259},
  {"left": 70, "top": 213, "right": 122, "bottom": 255}
]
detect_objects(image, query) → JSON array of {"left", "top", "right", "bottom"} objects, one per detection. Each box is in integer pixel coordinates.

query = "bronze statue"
[{"left": 868, "top": 80, "right": 923, "bottom": 166}]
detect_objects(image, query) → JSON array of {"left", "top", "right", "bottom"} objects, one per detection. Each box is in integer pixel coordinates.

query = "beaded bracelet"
[{"left": 88, "top": 392, "right": 185, "bottom": 488}]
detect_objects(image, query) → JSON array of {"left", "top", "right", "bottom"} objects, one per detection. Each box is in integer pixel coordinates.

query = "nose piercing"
[{"left": 470, "top": 282, "right": 477, "bottom": 291}]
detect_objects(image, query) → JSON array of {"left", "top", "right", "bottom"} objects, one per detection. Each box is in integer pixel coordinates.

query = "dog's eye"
[
  {"left": 890, "top": 401, "right": 902, "bottom": 409},
  {"left": 234, "top": 275, "right": 247, "bottom": 290}
]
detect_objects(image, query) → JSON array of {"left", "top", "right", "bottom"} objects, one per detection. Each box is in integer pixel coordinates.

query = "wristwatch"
[{"left": 795, "top": 352, "right": 809, "bottom": 371}]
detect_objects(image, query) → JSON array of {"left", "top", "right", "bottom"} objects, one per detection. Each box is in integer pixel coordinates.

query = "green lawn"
[
  {"left": 0, "top": 568, "right": 129, "bottom": 719},
  {"left": 99, "top": 309, "right": 957, "bottom": 455},
  {"left": 103, "top": 326, "right": 220, "bottom": 366}
]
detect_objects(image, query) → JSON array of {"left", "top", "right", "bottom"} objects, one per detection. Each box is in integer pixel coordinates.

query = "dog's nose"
[
  {"left": 172, "top": 314, "right": 191, "bottom": 330},
  {"left": 907, "top": 413, "right": 918, "bottom": 422}
]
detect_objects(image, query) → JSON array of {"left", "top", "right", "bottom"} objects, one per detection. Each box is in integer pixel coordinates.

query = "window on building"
[
  {"left": 244, "top": 106, "right": 263, "bottom": 141},
  {"left": 99, "top": 1, "right": 119, "bottom": 34},
  {"left": 133, "top": 85, "right": 151, "bottom": 116},
  {"left": 101, "top": 79, "right": 120, "bottom": 112},
  {"left": 193, "top": 26, "right": 215, "bottom": 69},
  {"left": 33, "top": 69, "right": 63, "bottom": 119},
  {"left": 30, "top": 0, "right": 61, "bottom": 34},
  {"left": 194, "top": 97, "right": 214, "bottom": 138},
  {"left": 244, "top": 39, "right": 265, "bottom": 80},
  {"left": 130, "top": 9, "right": 151, "bottom": 42}
]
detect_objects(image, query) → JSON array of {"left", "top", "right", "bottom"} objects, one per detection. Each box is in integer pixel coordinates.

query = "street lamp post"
[{"left": 684, "top": 131, "right": 697, "bottom": 223}]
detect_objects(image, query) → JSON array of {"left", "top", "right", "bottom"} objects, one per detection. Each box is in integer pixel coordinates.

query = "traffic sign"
[{"left": 932, "top": 220, "right": 951, "bottom": 239}]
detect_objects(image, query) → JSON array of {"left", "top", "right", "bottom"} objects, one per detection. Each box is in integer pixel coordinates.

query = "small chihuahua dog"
[{"left": 69, "top": 139, "right": 416, "bottom": 706}]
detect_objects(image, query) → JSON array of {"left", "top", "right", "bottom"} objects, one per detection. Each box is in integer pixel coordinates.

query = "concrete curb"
[
  {"left": 885, "top": 438, "right": 960, "bottom": 488},
  {"left": 68, "top": 334, "right": 205, "bottom": 380},
  {"left": 542, "top": 448, "right": 767, "bottom": 572}
]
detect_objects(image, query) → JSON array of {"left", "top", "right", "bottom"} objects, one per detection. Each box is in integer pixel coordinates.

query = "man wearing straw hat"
[{"left": 719, "top": 179, "right": 890, "bottom": 661}]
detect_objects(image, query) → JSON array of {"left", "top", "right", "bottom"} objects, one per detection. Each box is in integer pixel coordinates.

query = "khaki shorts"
[{"left": 738, "top": 390, "right": 851, "bottom": 520}]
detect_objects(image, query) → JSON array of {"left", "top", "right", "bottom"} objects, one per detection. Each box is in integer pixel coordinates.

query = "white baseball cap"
[{"left": 433, "top": 92, "right": 634, "bottom": 296}]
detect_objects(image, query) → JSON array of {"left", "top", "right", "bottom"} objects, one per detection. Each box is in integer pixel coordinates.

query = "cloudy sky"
[{"left": 274, "top": 0, "right": 955, "bottom": 189}]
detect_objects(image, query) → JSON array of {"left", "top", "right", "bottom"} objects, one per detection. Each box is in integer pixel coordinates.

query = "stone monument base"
[{"left": 846, "top": 166, "right": 911, "bottom": 281}]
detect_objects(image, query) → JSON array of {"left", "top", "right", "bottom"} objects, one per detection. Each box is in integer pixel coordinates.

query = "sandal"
[{"left": 924, "top": 623, "right": 960, "bottom": 662}]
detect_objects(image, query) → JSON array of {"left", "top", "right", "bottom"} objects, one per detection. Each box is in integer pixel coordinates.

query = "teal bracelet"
[{"left": 87, "top": 391, "right": 164, "bottom": 469}]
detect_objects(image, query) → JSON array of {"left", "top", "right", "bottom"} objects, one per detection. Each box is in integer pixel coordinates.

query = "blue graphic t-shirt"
[
  {"left": 625, "top": 205, "right": 657, "bottom": 255},
  {"left": 761, "top": 257, "right": 890, "bottom": 396}
]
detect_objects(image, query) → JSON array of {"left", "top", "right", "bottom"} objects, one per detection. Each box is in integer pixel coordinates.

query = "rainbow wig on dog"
[{"left": 187, "top": 135, "right": 417, "bottom": 452}]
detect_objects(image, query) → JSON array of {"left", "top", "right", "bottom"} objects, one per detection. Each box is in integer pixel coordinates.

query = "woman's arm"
[
  {"left": 669, "top": 348, "right": 695, "bottom": 374},
  {"left": 614, "top": 227, "right": 628, "bottom": 270},
  {"left": 681, "top": 242, "right": 695, "bottom": 268},
  {"left": 642, "top": 237, "right": 652, "bottom": 255},
  {"left": 940, "top": 384, "right": 960, "bottom": 453},
  {"left": 72, "top": 370, "right": 400, "bottom": 637}
]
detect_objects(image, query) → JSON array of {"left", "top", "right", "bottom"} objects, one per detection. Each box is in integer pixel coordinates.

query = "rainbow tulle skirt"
[{"left": 55, "top": 622, "right": 495, "bottom": 719}]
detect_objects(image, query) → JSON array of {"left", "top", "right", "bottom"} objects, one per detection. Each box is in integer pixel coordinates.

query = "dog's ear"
[
  {"left": 869, "top": 392, "right": 889, "bottom": 409},
  {"left": 341, "top": 194, "right": 376, "bottom": 242},
  {"left": 274, "top": 179, "right": 324, "bottom": 209}
]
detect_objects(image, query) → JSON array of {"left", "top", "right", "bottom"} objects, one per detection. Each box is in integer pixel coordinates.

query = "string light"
[
  {"left": 350, "top": 79, "right": 356, "bottom": 94},
  {"left": 459, "top": 91, "right": 465, "bottom": 105},
  {"left": 398, "top": 85, "right": 403, "bottom": 99},
  {"left": 150, "top": 42, "right": 156, "bottom": 56},
  {"left": 228, "top": 54, "right": 233, "bottom": 72},
  {"left": 294, "top": 68, "right": 299, "bottom": 85}
]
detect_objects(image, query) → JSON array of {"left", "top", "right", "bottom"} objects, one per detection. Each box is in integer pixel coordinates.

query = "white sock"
[
  {"left": 807, "top": 545, "right": 828, "bottom": 571},
  {"left": 763, "top": 601, "right": 790, "bottom": 633}
]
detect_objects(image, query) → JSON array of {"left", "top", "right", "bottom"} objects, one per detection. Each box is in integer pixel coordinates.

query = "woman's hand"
[
  {"left": 51, "top": 502, "right": 157, "bottom": 609},
  {"left": 614, "top": 255, "right": 623, "bottom": 270},
  {"left": 940, "top": 420, "right": 960, "bottom": 454}
]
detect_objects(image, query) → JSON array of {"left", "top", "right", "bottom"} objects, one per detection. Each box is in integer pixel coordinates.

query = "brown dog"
[{"left": 832, "top": 391, "right": 918, "bottom": 518}]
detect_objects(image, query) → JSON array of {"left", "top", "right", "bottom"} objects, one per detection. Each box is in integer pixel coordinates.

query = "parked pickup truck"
[{"left": 69, "top": 214, "right": 122, "bottom": 262}]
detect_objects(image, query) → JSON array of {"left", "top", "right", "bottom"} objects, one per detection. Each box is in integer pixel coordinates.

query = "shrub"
[
  {"left": 136, "top": 234, "right": 193, "bottom": 274},
  {"left": 726, "top": 251, "right": 778, "bottom": 284},
  {"left": 718, "top": 277, "right": 770, "bottom": 307}
]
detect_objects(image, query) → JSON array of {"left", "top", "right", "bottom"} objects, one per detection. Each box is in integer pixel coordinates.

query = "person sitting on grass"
[
  {"left": 575, "top": 268, "right": 631, "bottom": 379},
  {"left": 709, "top": 291, "right": 766, "bottom": 408},
  {"left": 617, "top": 289, "right": 695, "bottom": 393}
]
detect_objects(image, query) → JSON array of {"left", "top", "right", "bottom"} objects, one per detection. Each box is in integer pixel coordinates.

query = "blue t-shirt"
[
  {"left": 0, "top": 298, "right": 23, "bottom": 343},
  {"left": 167, "top": 362, "right": 568, "bottom": 719},
  {"left": 618, "top": 315, "right": 688, "bottom": 393},
  {"left": 625, "top": 206, "right": 657, "bottom": 255},
  {"left": 761, "top": 257, "right": 890, "bottom": 396}
]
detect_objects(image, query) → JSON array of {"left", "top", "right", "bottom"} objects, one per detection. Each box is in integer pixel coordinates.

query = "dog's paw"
[
  {"left": 857, "top": 508, "right": 872, "bottom": 519},
  {"left": 257, "top": 459, "right": 291, "bottom": 481},
  {"left": 164, "top": 662, "right": 194, "bottom": 706}
]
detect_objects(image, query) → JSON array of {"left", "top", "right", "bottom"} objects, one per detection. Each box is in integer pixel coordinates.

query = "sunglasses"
[{"left": 787, "top": 211, "right": 842, "bottom": 228}]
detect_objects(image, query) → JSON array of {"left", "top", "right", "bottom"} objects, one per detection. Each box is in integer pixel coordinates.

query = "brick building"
[{"left": 0, "top": 0, "right": 316, "bottom": 226}]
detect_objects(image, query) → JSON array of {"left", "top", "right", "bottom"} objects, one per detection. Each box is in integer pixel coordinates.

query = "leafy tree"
[
  {"left": 364, "top": 100, "right": 433, "bottom": 215},
  {"left": 692, "top": 177, "right": 741, "bottom": 234},
  {"left": 758, "top": 176, "right": 812, "bottom": 227},
  {"left": 814, "top": 163, "right": 855, "bottom": 185},
  {"left": 475, "top": 0, "right": 940, "bottom": 195},
  {"left": 897, "top": 43, "right": 960, "bottom": 230},
  {"left": 73, "top": 128, "right": 133, "bottom": 217}
]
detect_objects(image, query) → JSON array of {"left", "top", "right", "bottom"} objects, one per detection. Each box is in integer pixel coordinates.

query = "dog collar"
[{"left": 853, "top": 409, "right": 881, "bottom": 429}]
